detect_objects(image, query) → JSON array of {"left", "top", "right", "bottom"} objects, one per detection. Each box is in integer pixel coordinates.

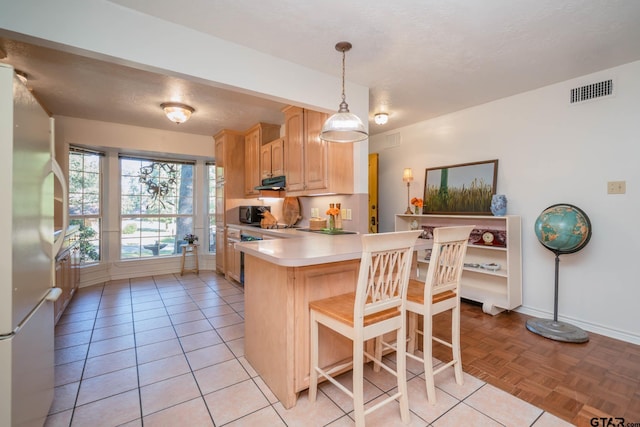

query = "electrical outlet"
[
  {"left": 607, "top": 181, "right": 626, "bottom": 194},
  {"left": 346, "top": 209, "right": 352, "bottom": 220},
  {"left": 311, "top": 207, "right": 319, "bottom": 217}
]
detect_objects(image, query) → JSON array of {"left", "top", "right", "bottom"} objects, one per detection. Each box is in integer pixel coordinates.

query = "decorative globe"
[{"left": 534, "top": 204, "right": 592, "bottom": 254}]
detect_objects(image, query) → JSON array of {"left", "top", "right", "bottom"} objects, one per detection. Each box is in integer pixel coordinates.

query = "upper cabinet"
[
  {"left": 244, "top": 123, "right": 281, "bottom": 197},
  {"left": 282, "top": 106, "right": 353, "bottom": 196},
  {"left": 260, "top": 137, "right": 285, "bottom": 180}
]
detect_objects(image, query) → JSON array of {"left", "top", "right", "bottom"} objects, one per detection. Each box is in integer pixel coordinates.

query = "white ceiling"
[{"left": 2, "top": 0, "right": 640, "bottom": 137}]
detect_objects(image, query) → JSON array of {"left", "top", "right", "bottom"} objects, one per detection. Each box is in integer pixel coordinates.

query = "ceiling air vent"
[{"left": 570, "top": 79, "right": 613, "bottom": 104}]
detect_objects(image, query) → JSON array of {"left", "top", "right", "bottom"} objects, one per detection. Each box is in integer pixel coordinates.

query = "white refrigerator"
[{"left": 0, "top": 64, "right": 66, "bottom": 426}]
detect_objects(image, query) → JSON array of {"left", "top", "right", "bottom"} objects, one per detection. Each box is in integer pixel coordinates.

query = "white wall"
[{"left": 370, "top": 61, "right": 640, "bottom": 344}]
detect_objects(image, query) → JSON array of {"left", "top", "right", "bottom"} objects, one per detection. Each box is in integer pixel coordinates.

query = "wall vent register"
[{"left": 570, "top": 79, "right": 613, "bottom": 104}]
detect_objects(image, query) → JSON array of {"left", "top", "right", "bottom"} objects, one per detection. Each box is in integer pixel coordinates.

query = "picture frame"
[{"left": 422, "top": 159, "right": 498, "bottom": 214}]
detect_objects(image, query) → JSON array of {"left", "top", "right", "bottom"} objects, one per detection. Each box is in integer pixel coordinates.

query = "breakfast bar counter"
[
  {"left": 236, "top": 231, "right": 425, "bottom": 409},
  {"left": 237, "top": 231, "right": 363, "bottom": 408}
]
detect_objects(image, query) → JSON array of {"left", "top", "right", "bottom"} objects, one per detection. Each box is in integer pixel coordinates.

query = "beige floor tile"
[
  {"left": 96, "top": 304, "right": 133, "bottom": 319},
  {"left": 186, "top": 342, "right": 235, "bottom": 371},
  {"left": 54, "top": 344, "right": 89, "bottom": 366},
  {"left": 91, "top": 322, "right": 134, "bottom": 342},
  {"left": 169, "top": 309, "right": 206, "bottom": 325},
  {"left": 143, "top": 397, "right": 214, "bottom": 427},
  {"left": 141, "top": 373, "right": 201, "bottom": 415},
  {"left": 252, "top": 375, "right": 279, "bottom": 404},
  {"left": 71, "top": 389, "right": 140, "bottom": 427},
  {"left": 55, "top": 330, "right": 92, "bottom": 350},
  {"left": 136, "top": 338, "right": 183, "bottom": 364},
  {"left": 48, "top": 381, "right": 80, "bottom": 415},
  {"left": 355, "top": 392, "right": 423, "bottom": 427},
  {"left": 317, "top": 371, "right": 386, "bottom": 414},
  {"left": 134, "top": 325, "right": 177, "bottom": 346},
  {"left": 215, "top": 287, "right": 243, "bottom": 297},
  {"left": 207, "top": 312, "right": 243, "bottom": 328},
  {"left": 93, "top": 313, "right": 132, "bottom": 328},
  {"left": 131, "top": 300, "right": 165, "bottom": 312},
  {"left": 173, "top": 319, "right": 213, "bottom": 337},
  {"left": 76, "top": 366, "right": 138, "bottom": 406},
  {"left": 406, "top": 375, "right": 460, "bottom": 423},
  {"left": 226, "top": 337, "right": 245, "bottom": 357},
  {"left": 435, "top": 369, "right": 485, "bottom": 401},
  {"left": 179, "top": 330, "right": 223, "bottom": 353},
  {"left": 275, "top": 389, "right": 346, "bottom": 427},
  {"left": 224, "top": 406, "right": 286, "bottom": 427},
  {"left": 131, "top": 293, "right": 162, "bottom": 305},
  {"left": 532, "top": 411, "right": 575, "bottom": 426},
  {"left": 163, "top": 300, "right": 199, "bottom": 312},
  {"left": 57, "top": 309, "right": 96, "bottom": 325},
  {"left": 237, "top": 356, "right": 257, "bottom": 377},
  {"left": 194, "top": 359, "right": 250, "bottom": 394},
  {"left": 432, "top": 402, "right": 501, "bottom": 426},
  {"left": 200, "top": 304, "right": 235, "bottom": 318},
  {"left": 55, "top": 319, "right": 95, "bottom": 336},
  {"left": 216, "top": 322, "right": 244, "bottom": 341},
  {"left": 132, "top": 307, "right": 168, "bottom": 322},
  {"left": 133, "top": 315, "right": 172, "bottom": 332},
  {"left": 54, "top": 360, "right": 84, "bottom": 387},
  {"left": 465, "top": 384, "right": 544, "bottom": 427},
  {"left": 204, "top": 379, "right": 270, "bottom": 425},
  {"left": 44, "top": 409, "right": 72, "bottom": 427},
  {"left": 222, "top": 293, "right": 245, "bottom": 304},
  {"left": 87, "top": 334, "right": 135, "bottom": 358},
  {"left": 83, "top": 348, "right": 137, "bottom": 379},
  {"left": 229, "top": 301, "right": 244, "bottom": 313},
  {"left": 138, "top": 353, "right": 191, "bottom": 386}
]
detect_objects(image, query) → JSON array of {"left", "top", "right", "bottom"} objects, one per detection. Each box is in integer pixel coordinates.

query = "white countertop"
[{"left": 235, "top": 227, "right": 428, "bottom": 267}]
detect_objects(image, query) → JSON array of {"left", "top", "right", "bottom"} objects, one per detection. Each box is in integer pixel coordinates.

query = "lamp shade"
[
  {"left": 403, "top": 168, "right": 414, "bottom": 182},
  {"left": 161, "top": 102, "right": 194, "bottom": 124},
  {"left": 321, "top": 109, "right": 368, "bottom": 143}
]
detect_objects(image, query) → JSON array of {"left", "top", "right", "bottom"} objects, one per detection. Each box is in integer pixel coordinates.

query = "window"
[
  {"left": 207, "top": 163, "right": 216, "bottom": 252},
  {"left": 120, "top": 157, "right": 194, "bottom": 259},
  {"left": 68, "top": 148, "right": 102, "bottom": 263}
]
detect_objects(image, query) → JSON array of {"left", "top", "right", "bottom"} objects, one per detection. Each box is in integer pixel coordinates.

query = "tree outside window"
[
  {"left": 68, "top": 149, "right": 101, "bottom": 263},
  {"left": 120, "top": 157, "right": 194, "bottom": 259}
]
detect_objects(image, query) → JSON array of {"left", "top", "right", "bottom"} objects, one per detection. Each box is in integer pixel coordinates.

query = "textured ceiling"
[{"left": 2, "top": 0, "right": 640, "bottom": 137}]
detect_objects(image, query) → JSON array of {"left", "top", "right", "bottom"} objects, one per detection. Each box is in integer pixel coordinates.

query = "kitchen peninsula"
[{"left": 236, "top": 230, "right": 426, "bottom": 408}]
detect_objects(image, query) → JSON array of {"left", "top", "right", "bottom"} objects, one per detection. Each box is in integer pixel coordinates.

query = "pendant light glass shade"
[{"left": 320, "top": 42, "right": 368, "bottom": 143}]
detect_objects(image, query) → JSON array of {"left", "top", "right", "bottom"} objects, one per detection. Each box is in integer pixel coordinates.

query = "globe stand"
[
  {"left": 525, "top": 253, "right": 589, "bottom": 343},
  {"left": 529, "top": 203, "right": 592, "bottom": 344}
]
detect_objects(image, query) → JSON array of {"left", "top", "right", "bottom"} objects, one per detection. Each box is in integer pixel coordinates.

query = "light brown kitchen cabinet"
[
  {"left": 244, "top": 123, "right": 281, "bottom": 196},
  {"left": 260, "top": 137, "right": 285, "bottom": 180},
  {"left": 282, "top": 106, "right": 353, "bottom": 195},
  {"left": 225, "top": 227, "right": 241, "bottom": 282},
  {"left": 214, "top": 129, "right": 245, "bottom": 274},
  {"left": 54, "top": 233, "right": 80, "bottom": 324}
]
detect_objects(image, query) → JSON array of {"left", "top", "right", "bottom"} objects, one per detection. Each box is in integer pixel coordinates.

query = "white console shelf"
[{"left": 395, "top": 214, "right": 522, "bottom": 315}]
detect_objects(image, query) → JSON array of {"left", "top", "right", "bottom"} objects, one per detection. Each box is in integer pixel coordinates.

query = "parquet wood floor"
[{"left": 431, "top": 301, "right": 640, "bottom": 426}]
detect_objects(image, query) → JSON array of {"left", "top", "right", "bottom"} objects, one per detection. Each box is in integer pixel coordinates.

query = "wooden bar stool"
[
  {"left": 180, "top": 243, "right": 199, "bottom": 275},
  {"left": 405, "top": 225, "right": 473, "bottom": 404},
  {"left": 308, "top": 230, "right": 422, "bottom": 426}
]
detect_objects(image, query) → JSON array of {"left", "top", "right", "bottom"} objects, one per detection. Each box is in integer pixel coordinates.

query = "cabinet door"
[
  {"left": 284, "top": 107, "right": 305, "bottom": 192},
  {"left": 304, "top": 110, "right": 329, "bottom": 191},
  {"left": 260, "top": 144, "right": 273, "bottom": 180},
  {"left": 225, "top": 240, "right": 236, "bottom": 280},
  {"left": 215, "top": 137, "right": 225, "bottom": 182},
  {"left": 245, "top": 128, "right": 261, "bottom": 196},
  {"left": 270, "top": 138, "right": 285, "bottom": 177}
]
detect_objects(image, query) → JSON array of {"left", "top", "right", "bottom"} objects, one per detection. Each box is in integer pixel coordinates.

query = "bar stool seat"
[{"left": 180, "top": 243, "right": 199, "bottom": 275}]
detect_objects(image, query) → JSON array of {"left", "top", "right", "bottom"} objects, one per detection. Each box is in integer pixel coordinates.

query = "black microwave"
[{"left": 239, "top": 205, "right": 270, "bottom": 224}]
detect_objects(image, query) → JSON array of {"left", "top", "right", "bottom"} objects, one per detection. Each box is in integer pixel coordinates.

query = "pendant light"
[{"left": 320, "top": 42, "right": 368, "bottom": 143}]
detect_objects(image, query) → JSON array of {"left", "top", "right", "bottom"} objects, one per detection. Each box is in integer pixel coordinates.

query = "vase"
[
  {"left": 414, "top": 206, "right": 421, "bottom": 215},
  {"left": 490, "top": 194, "right": 507, "bottom": 216},
  {"left": 328, "top": 215, "right": 336, "bottom": 230}
]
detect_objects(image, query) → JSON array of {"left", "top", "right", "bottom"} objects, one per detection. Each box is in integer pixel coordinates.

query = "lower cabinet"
[
  {"left": 225, "top": 227, "right": 241, "bottom": 282},
  {"left": 54, "top": 243, "right": 80, "bottom": 324}
]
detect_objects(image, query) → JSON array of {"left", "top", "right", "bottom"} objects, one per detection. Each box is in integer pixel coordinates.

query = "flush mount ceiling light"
[
  {"left": 374, "top": 112, "right": 389, "bottom": 125},
  {"left": 161, "top": 102, "right": 194, "bottom": 124},
  {"left": 320, "top": 42, "right": 368, "bottom": 143}
]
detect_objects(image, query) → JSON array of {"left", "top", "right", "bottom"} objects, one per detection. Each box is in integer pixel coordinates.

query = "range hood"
[{"left": 255, "top": 175, "right": 286, "bottom": 191}]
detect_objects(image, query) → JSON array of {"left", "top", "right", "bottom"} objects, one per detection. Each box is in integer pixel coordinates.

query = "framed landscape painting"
[{"left": 422, "top": 159, "right": 498, "bottom": 214}]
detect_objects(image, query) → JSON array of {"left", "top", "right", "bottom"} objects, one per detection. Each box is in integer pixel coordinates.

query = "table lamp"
[{"left": 403, "top": 168, "right": 413, "bottom": 214}]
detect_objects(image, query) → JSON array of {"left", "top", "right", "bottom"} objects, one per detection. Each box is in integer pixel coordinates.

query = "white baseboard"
[{"left": 515, "top": 305, "right": 640, "bottom": 345}]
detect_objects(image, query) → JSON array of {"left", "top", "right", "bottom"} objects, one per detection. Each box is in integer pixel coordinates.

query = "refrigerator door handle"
[
  {"left": 50, "top": 157, "right": 68, "bottom": 257},
  {"left": 46, "top": 287, "right": 62, "bottom": 302}
]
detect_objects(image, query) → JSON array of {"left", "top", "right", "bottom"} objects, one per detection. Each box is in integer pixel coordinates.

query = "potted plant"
[{"left": 184, "top": 233, "right": 198, "bottom": 245}]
